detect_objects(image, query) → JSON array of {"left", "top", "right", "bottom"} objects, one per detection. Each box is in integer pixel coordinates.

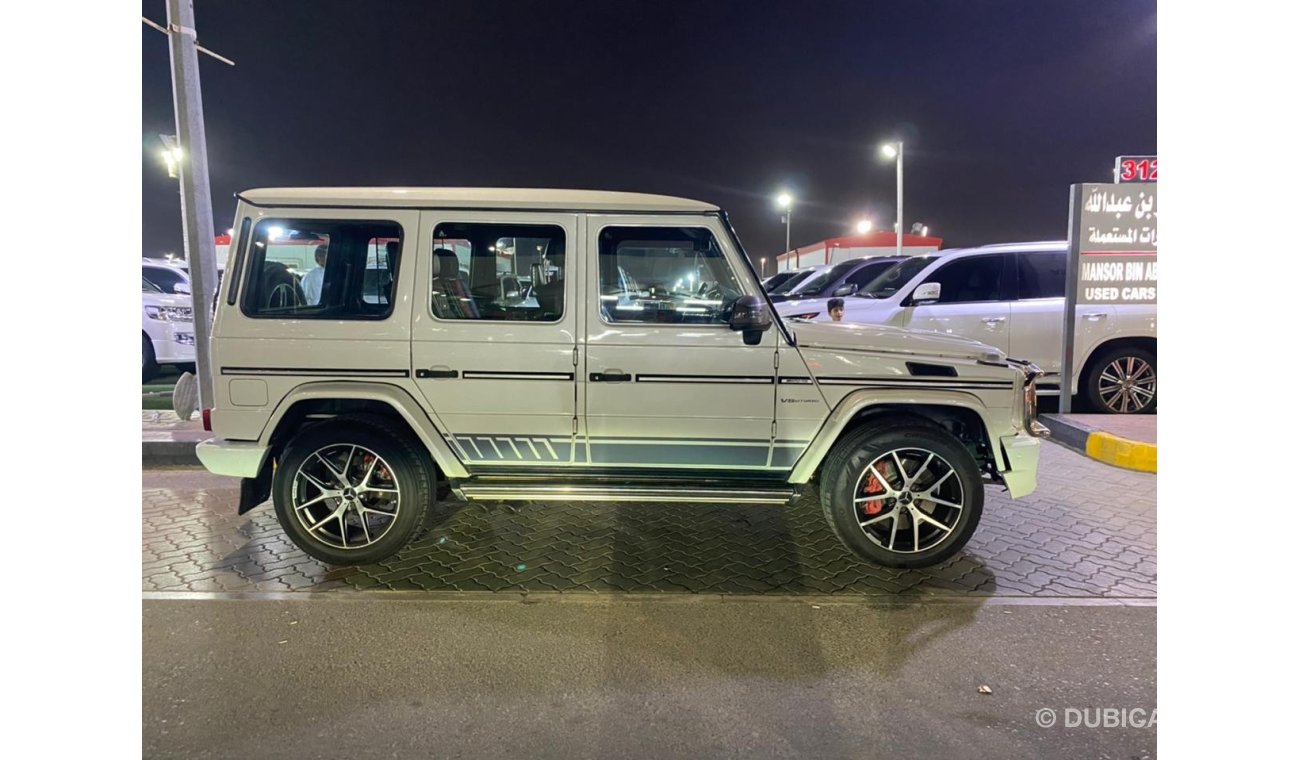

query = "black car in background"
[{"left": 767, "top": 256, "right": 905, "bottom": 302}]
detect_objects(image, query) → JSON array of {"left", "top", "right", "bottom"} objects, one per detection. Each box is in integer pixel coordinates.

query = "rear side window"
[
  {"left": 1016, "top": 251, "right": 1067, "bottom": 299},
  {"left": 430, "top": 222, "right": 566, "bottom": 322},
  {"left": 241, "top": 219, "right": 402, "bottom": 319},
  {"left": 923, "top": 254, "right": 1011, "bottom": 304}
]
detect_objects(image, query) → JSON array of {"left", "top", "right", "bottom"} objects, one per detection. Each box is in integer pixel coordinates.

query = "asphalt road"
[{"left": 144, "top": 596, "right": 1154, "bottom": 759}]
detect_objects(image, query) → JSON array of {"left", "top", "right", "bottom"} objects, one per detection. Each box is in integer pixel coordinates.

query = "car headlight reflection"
[{"left": 145, "top": 305, "right": 194, "bottom": 322}]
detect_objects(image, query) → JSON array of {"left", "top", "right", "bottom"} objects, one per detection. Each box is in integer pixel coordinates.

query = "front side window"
[
  {"left": 598, "top": 226, "right": 743, "bottom": 324},
  {"left": 922, "top": 254, "right": 1010, "bottom": 304},
  {"left": 430, "top": 223, "right": 566, "bottom": 322},
  {"left": 1016, "top": 251, "right": 1067, "bottom": 299},
  {"left": 241, "top": 219, "right": 401, "bottom": 319}
]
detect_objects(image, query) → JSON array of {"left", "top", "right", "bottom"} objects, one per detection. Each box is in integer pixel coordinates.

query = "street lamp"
[
  {"left": 880, "top": 141, "right": 903, "bottom": 258},
  {"left": 159, "top": 134, "right": 183, "bottom": 179},
  {"left": 760, "top": 256, "right": 767, "bottom": 277},
  {"left": 855, "top": 219, "right": 873, "bottom": 235},
  {"left": 775, "top": 191, "right": 794, "bottom": 254}
]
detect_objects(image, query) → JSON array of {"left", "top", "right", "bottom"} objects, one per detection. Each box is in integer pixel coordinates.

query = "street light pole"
[
  {"left": 760, "top": 257, "right": 767, "bottom": 277},
  {"left": 896, "top": 142, "right": 904, "bottom": 258},
  {"left": 164, "top": 0, "right": 220, "bottom": 417},
  {"left": 881, "top": 141, "right": 903, "bottom": 258},
  {"left": 776, "top": 192, "right": 794, "bottom": 264}
]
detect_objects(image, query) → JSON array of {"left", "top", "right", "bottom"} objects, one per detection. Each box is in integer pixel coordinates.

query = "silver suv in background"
[{"left": 777, "top": 242, "right": 1156, "bottom": 413}]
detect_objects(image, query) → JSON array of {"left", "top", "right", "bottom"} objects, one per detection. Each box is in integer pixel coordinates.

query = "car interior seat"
[{"left": 431, "top": 248, "right": 479, "bottom": 319}]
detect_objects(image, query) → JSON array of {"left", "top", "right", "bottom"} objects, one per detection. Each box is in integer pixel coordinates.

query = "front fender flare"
[{"left": 787, "top": 388, "right": 1009, "bottom": 484}]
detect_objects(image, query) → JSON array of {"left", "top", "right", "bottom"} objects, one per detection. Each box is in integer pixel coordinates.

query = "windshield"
[
  {"left": 142, "top": 277, "right": 163, "bottom": 294},
  {"left": 856, "top": 255, "right": 938, "bottom": 298},
  {"left": 768, "top": 269, "right": 816, "bottom": 295},
  {"left": 789, "top": 260, "right": 862, "bottom": 296},
  {"left": 143, "top": 265, "right": 189, "bottom": 295}
]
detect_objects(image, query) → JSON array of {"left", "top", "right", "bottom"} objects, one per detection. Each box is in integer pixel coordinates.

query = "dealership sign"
[
  {"left": 1076, "top": 183, "right": 1157, "bottom": 305},
  {"left": 1059, "top": 180, "right": 1157, "bottom": 413}
]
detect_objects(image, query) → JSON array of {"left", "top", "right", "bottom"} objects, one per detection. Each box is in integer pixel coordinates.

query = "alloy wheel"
[
  {"left": 1097, "top": 356, "right": 1156, "bottom": 413},
  {"left": 290, "top": 443, "right": 402, "bottom": 550},
  {"left": 853, "top": 447, "right": 965, "bottom": 554}
]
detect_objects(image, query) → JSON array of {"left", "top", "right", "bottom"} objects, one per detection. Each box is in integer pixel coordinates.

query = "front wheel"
[
  {"left": 1086, "top": 346, "right": 1156, "bottom": 414},
  {"left": 273, "top": 420, "right": 432, "bottom": 565},
  {"left": 820, "top": 423, "right": 984, "bottom": 568}
]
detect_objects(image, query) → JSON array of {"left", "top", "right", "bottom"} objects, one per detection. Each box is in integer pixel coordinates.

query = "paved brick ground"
[{"left": 142, "top": 443, "right": 1155, "bottom": 597}]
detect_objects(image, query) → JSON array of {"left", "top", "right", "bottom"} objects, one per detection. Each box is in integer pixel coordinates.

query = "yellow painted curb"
[{"left": 1085, "top": 432, "right": 1157, "bottom": 473}]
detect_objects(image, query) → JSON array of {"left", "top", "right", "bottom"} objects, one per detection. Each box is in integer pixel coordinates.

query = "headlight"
[
  {"left": 145, "top": 305, "right": 194, "bottom": 322},
  {"left": 1020, "top": 364, "right": 1049, "bottom": 437},
  {"left": 788, "top": 312, "right": 820, "bottom": 320}
]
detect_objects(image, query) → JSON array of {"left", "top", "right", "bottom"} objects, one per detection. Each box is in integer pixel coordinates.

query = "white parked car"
[
  {"left": 142, "top": 258, "right": 192, "bottom": 296},
  {"left": 142, "top": 276, "right": 194, "bottom": 381},
  {"left": 196, "top": 188, "right": 1044, "bottom": 569},
  {"left": 777, "top": 242, "right": 1157, "bottom": 414}
]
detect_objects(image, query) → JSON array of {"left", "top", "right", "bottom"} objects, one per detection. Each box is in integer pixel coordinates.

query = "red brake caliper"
[{"left": 860, "top": 461, "right": 891, "bottom": 516}]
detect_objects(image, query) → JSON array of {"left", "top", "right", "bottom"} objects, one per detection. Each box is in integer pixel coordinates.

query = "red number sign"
[{"left": 1117, "top": 156, "right": 1157, "bottom": 183}]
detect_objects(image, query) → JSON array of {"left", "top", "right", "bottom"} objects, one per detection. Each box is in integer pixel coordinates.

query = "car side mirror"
[
  {"left": 728, "top": 294, "right": 772, "bottom": 345},
  {"left": 832, "top": 284, "right": 857, "bottom": 297},
  {"left": 173, "top": 281, "right": 191, "bottom": 295},
  {"left": 911, "top": 282, "right": 941, "bottom": 303}
]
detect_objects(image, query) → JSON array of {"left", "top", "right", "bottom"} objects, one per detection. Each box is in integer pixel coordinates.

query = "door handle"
[
  {"left": 590, "top": 370, "right": 632, "bottom": 383},
  {"left": 981, "top": 317, "right": 1006, "bottom": 325},
  {"left": 416, "top": 367, "right": 459, "bottom": 379},
  {"left": 1082, "top": 312, "right": 1108, "bottom": 321}
]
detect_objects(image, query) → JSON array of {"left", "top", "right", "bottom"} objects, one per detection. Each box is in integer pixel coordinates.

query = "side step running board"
[{"left": 453, "top": 483, "right": 797, "bottom": 505}]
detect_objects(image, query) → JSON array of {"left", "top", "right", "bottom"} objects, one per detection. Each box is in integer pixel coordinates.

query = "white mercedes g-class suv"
[{"left": 196, "top": 188, "right": 1045, "bottom": 569}]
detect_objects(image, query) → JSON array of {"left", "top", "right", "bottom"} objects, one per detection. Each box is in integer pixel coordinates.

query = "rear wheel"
[
  {"left": 820, "top": 423, "right": 984, "bottom": 568},
  {"left": 273, "top": 419, "right": 432, "bottom": 565},
  {"left": 1086, "top": 346, "right": 1156, "bottom": 414}
]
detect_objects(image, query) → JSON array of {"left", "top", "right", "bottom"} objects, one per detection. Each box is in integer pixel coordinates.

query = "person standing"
[{"left": 302, "top": 244, "right": 327, "bottom": 305}]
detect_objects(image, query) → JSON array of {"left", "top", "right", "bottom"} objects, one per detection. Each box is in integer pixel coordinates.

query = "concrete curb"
[
  {"left": 1039, "top": 414, "right": 1156, "bottom": 473},
  {"left": 142, "top": 441, "right": 201, "bottom": 468}
]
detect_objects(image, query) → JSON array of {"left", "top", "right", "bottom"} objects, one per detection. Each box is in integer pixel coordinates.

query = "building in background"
[{"left": 775, "top": 231, "right": 942, "bottom": 271}]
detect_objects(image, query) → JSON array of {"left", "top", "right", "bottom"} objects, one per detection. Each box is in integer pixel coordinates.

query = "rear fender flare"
[{"left": 260, "top": 381, "right": 469, "bottom": 479}]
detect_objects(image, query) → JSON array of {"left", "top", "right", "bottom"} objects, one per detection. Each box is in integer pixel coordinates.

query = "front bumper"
[
  {"left": 151, "top": 322, "right": 196, "bottom": 364},
  {"left": 999, "top": 432, "right": 1041, "bottom": 499},
  {"left": 196, "top": 437, "right": 269, "bottom": 478}
]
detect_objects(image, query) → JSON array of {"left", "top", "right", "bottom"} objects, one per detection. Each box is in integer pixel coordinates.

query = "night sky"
[{"left": 141, "top": 0, "right": 1156, "bottom": 261}]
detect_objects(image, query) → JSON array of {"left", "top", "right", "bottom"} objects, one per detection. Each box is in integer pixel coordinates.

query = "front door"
[
  {"left": 892, "top": 252, "right": 1014, "bottom": 356},
  {"left": 410, "top": 211, "right": 580, "bottom": 468},
  {"left": 581, "top": 216, "right": 779, "bottom": 472}
]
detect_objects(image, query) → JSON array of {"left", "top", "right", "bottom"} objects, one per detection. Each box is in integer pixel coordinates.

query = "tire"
[
  {"left": 1085, "top": 345, "right": 1156, "bottom": 414},
  {"left": 273, "top": 418, "right": 432, "bottom": 565},
  {"left": 819, "top": 422, "right": 984, "bottom": 568},
  {"left": 142, "top": 333, "right": 160, "bottom": 383}
]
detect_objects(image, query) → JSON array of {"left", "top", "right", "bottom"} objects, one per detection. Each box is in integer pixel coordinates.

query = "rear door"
[
  {"left": 893, "top": 253, "right": 1013, "bottom": 355},
  {"left": 410, "top": 211, "right": 580, "bottom": 468},
  {"left": 1008, "top": 249, "right": 1115, "bottom": 383}
]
